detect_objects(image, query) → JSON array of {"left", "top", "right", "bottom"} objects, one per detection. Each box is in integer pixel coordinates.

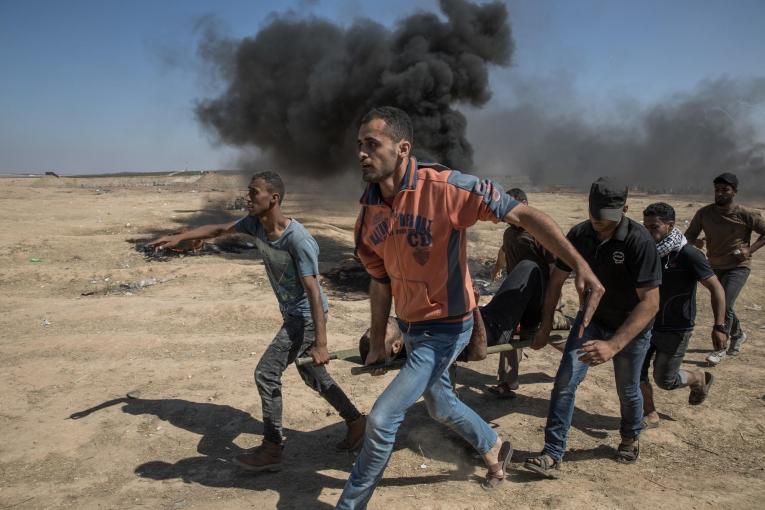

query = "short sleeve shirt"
[
  {"left": 685, "top": 204, "right": 765, "bottom": 271},
  {"left": 654, "top": 245, "right": 714, "bottom": 332},
  {"left": 556, "top": 217, "right": 662, "bottom": 330},
  {"left": 502, "top": 226, "right": 555, "bottom": 276},
  {"left": 235, "top": 216, "right": 328, "bottom": 318}
]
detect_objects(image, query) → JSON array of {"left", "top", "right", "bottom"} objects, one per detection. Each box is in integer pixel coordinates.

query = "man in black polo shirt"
[
  {"left": 524, "top": 177, "right": 661, "bottom": 478},
  {"left": 640, "top": 202, "right": 727, "bottom": 428}
]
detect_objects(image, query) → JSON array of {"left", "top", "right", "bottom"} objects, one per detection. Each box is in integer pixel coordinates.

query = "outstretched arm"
[
  {"left": 149, "top": 221, "right": 238, "bottom": 250},
  {"left": 504, "top": 204, "right": 604, "bottom": 334}
]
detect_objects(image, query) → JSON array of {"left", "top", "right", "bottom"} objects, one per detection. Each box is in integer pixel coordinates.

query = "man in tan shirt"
[{"left": 685, "top": 172, "right": 765, "bottom": 363}]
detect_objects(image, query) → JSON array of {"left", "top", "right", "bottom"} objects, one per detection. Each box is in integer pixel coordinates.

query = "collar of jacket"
[{"left": 359, "top": 156, "right": 421, "bottom": 206}]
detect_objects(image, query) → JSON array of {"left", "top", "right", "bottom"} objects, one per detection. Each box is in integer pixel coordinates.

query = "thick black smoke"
[
  {"left": 195, "top": 0, "right": 513, "bottom": 175},
  {"left": 468, "top": 76, "right": 765, "bottom": 193}
]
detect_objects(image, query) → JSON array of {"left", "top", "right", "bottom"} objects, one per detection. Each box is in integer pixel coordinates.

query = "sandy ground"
[{"left": 1, "top": 174, "right": 764, "bottom": 510}]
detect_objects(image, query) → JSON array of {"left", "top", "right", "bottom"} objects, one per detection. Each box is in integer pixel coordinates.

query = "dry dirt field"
[{"left": 1, "top": 174, "right": 764, "bottom": 510}]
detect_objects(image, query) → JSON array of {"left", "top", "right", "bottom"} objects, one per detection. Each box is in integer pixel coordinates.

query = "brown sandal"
[
  {"left": 523, "top": 453, "right": 561, "bottom": 479},
  {"left": 481, "top": 440, "right": 513, "bottom": 490},
  {"left": 616, "top": 437, "right": 639, "bottom": 464},
  {"left": 689, "top": 372, "right": 714, "bottom": 405},
  {"left": 486, "top": 383, "right": 517, "bottom": 400}
]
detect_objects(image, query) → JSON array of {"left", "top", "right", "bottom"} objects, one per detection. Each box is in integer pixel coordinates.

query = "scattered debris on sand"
[
  {"left": 81, "top": 274, "right": 180, "bottom": 296},
  {"left": 133, "top": 234, "right": 257, "bottom": 261},
  {"left": 321, "top": 258, "right": 370, "bottom": 298}
]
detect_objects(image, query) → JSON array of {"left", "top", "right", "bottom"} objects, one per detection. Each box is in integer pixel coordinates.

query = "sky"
[{"left": 1, "top": 0, "right": 763, "bottom": 175}]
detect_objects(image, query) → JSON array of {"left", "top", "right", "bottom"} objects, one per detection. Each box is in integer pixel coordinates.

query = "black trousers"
[{"left": 480, "top": 260, "right": 546, "bottom": 387}]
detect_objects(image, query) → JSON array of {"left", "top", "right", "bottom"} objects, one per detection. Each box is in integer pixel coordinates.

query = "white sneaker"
[{"left": 706, "top": 349, "right": 727, "bottom": 366}]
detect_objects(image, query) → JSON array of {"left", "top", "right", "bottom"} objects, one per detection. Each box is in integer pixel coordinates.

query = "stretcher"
[{"left": 295, "top": 334, "right": 566, "bottom": 375}]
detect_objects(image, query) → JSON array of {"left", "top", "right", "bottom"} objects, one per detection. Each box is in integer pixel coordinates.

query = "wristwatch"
[{"left": 713, "top": 324, "right": 728, "bottom": 335}]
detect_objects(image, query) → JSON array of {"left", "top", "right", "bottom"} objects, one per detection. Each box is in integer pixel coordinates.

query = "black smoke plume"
[
  {"left": 468, "top": 76, "right": 765, "bottom": 193},
  {"left": 195, "top": 0, "right": 513, "bottom": 175}
]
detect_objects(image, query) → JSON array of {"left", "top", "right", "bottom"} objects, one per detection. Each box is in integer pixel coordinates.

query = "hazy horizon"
[{"left": 2, "top": 1, "right": 763, "bottom": 178}]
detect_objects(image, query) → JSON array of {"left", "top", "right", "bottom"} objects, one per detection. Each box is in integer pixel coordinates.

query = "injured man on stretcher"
[{"left": 360, "top": 260, "right": 571, "bottom": 395}]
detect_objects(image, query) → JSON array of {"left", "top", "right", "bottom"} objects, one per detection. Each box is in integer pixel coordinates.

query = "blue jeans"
[
  {"left": 336, "top": 317, "right": 497, "bottom": 510},
  {"left": 542, "top": 314, "right": 651, "bottom": 461}
]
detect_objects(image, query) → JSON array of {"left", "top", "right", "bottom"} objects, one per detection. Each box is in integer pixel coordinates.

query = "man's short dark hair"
[
  {"left": 643, "top": 202, "right": 675, "bottom": 223},
  {"left": 508, "top": 188, "right": 527, "bottom": 203},
  {"left": 360, "top": 106, "right": 414, "bottom": 145},
  {"left": 713, "top": 172, "right": 738, "bottom": 190},
  {"left": 251, "top": 171, "right": 285, "bottom": 204}
]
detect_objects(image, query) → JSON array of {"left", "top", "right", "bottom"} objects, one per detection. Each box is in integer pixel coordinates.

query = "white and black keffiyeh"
[{"left": 656, "top": 227, "right": 687, "bottom": 258}]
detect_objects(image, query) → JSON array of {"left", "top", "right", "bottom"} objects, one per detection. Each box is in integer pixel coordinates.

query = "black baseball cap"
[
  {"left": 713, "top": 172, "right": 738, "bottom": 190},
  {"left": 589, "top": 177, "right": 628, "bottom": 221}
]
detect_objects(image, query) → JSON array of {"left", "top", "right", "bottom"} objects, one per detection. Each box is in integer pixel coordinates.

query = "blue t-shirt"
[{"left": 234, "top": 216, "right": 328, "bottom": 318}]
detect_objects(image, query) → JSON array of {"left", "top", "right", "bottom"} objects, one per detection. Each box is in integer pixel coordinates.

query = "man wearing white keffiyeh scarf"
[
  {"left": 640, "top": 203, "right": 728, "bottom": 429},
  {"left": 655, "top": 226, "right": 687, "bottom": 258}
]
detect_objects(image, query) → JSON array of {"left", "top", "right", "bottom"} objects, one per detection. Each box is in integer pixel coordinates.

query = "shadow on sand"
[
  {"left": 69, "top": 396, "right": 467, "bottom": 509},
  {"left": 455, "top": 365, "right": 621, "bottom": 440},
  {"left": 69, "top": 354, "right": 629, "bottom": 506}
]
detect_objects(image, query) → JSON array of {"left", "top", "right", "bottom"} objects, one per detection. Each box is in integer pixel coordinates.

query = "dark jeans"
[
  {"left": 640, "top": 331, "right": 693, "bottom": 390},
  {"left": 255, "top": 314, "right": 360, "bottom": 445},
  {"left": 714, "top": 267, "right": 750, "bottom": 341},
  {"left": 542, "top": 314, "right": 651, "bottom": 461},
  {"left": 481, "top": 260, "right": 546, "bottom": 388}
]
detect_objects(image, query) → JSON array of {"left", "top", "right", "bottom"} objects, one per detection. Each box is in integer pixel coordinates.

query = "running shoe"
[{"left": 706, "top": 349, "right": 727, "bottom": 366}]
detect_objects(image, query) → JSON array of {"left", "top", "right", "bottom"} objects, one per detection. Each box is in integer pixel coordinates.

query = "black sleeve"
[
  {"left": 554, "top": 227, "right": 577, "bottom": 272},
  {"left": 627, "top": 235, "right": 662, "bottom": 288},
  {"left": 684, "top": 246, "right": 715, "bottom": 281}
]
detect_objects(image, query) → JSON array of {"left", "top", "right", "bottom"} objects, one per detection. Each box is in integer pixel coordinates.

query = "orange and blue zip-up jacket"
[{"left": 354, "top": 157, "right": 519, "bottom": 324}]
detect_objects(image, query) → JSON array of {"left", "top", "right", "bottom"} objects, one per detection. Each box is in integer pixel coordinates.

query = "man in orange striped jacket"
[{"left": 336, "top": 106, "right": 604, "bottom": 510}]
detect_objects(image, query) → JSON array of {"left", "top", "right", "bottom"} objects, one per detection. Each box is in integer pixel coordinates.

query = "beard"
[
  {"left": 361, "top": 163, "right": 396, "bottom": 184},
  {"left": 715, "top": 196, "right": 732, "bottom": 206},
  {"left": 361, "top": 169, "right": 382, "bottom": 183}
]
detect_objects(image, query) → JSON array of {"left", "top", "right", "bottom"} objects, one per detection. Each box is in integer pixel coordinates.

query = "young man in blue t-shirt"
[{"left": 150, "top": 171, "right": 364, "bottom": 472}]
